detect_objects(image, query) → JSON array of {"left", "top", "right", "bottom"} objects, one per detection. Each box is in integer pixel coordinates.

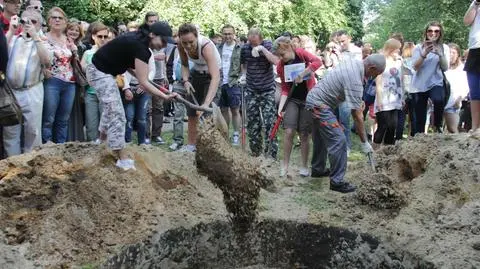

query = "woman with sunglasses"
[
  {"left": 411, "top": 21, "right": 450, "bottom": 134},
  {"left": 3, "top": 9, "right": 50, "bottom": 156},
  {"left": 87, "top": 21, "right": 177, "bottom": 170},
  {"left": 80, "top": 22, "right": 109, "bottom": 142}
]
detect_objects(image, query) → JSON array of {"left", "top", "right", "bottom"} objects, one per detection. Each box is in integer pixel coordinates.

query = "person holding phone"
[{"left": 411, "top": 21, "right": 450, "bottom": 134}]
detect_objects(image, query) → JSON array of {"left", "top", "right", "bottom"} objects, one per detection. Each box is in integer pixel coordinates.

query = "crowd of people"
[{"left": 0, "top": 0, "right": 479, "bottom": 193}]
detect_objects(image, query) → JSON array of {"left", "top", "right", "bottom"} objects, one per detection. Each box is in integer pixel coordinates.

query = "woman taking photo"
[
  {"left": 411, "top": 21, "right": 449, "bottom": 134},
  {"left": 373, "top": 39, "right": 403, "bottom": 147},
  {"left": 87, "top": 21, "right": 177, "bottom": 170},
  {"left": 272, "top": 36, "right": 322, "bottom": 177},
  {"left": 42, "top": 7, "right": 76, "bottom": 144},
  {"left": 444, "top": 43, "right": 469, "bottom": 133},
  {"left": 81, "top": 22, "right": 109, "bottom": 142}
]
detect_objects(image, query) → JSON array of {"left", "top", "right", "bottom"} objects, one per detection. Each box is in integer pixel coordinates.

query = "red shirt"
[
  {"left": 0, "top": 13, "right": 23, "bottom": 35},
  {"left": 276, "top": 48, "right": 323, "bottom": 96}
]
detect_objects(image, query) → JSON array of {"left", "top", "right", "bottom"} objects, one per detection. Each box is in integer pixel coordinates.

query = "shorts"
[
  {"left": 219, "top": 84, "right": 241, "bottom": 108},
  {"left": 467, "top": 72, "right": 480, "bottom": 101},
  {"left": 186, "top": 70, "right": 211, "bottom": 117},
  {"left": 283, "top": 99, "right": 312, "bottom": 133}
]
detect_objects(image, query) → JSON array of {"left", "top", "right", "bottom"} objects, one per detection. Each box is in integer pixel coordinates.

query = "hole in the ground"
[{"left": 104, "top": 220, "right": 434, "bottom": 269}]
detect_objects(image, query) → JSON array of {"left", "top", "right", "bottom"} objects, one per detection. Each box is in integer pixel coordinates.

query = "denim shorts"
[{"left": 219, "top": 84, "right": 241, "bottom": 108}]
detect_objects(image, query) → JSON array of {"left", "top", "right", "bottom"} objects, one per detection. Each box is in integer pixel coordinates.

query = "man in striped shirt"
[
  {"left": 306, "top": 54, "right": 386, "bottom": 193},
  {"left": 240, "top": 27, "right": 279, "bottom": 158}
]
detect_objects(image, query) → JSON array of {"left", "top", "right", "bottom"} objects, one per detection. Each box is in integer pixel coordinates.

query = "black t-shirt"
[
  {"left": 286, "top": 54, "right": 308, "bottom": 101},
  {"left": 92, "top": 32, "right": 151, "bottom": 76}
]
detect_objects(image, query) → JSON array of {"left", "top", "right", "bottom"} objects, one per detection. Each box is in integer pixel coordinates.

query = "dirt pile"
[
  {"left": 339, "top": 133, "right": 480, "bottom": 268},
  {"left": 0, "top": 143, "right": 226, "bottom": 268},
  {"left": 196, "top": 118, "right": 272, "bottom": 229}
]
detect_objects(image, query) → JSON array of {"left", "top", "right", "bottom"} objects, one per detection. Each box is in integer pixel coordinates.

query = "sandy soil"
[{"left": 0, "top": 131, "right": 479, "bottom": 268}]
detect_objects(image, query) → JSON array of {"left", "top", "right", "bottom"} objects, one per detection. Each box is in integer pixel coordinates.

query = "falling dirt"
[
  {"left": 0, "top": 132, "right": 479, "bottom": 268},
  {"left": 196, "top": 117, "right": 272, "bottom": 229}
]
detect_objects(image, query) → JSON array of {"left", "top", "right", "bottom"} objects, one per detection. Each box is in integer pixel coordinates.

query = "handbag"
[
  {"left": 0, "top": 78, "right": 22, "bottom": 126},
  {"left": 71, "top": 55, "right": 88, "bottom": 87}
]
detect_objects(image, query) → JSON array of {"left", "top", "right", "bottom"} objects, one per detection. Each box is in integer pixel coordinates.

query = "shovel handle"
[{"left": 150, "top": 80, "right": 212, "bottom": 113}]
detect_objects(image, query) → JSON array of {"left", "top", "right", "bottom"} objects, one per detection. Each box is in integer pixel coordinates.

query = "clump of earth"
[{"left": 0, "top": 131, "right": 478, "bottom": 268}]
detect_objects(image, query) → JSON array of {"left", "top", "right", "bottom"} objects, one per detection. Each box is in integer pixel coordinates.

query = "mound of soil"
[{"left": 0, "top": 143, "right": 226, "bottom": 268}]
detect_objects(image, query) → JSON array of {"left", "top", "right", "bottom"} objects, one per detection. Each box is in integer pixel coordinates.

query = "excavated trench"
[{"left": 103, "top": 219, "right": 434, "bottom": 269}]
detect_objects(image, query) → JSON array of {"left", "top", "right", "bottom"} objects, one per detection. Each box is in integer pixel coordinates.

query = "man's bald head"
[{"left": 364, "top": 54, "right": 386, "bottom": 77}]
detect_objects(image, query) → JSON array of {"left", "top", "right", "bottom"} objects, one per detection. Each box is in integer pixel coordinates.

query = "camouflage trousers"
[
  {"left": 86, "top": 64, "right": 126, "bottom": 150},
  {"left": 246, "top": 89, "right": 278, "bottom": 158}
]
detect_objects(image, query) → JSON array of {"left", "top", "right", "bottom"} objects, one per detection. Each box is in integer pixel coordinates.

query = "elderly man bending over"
[{"left": 306, "top": 54, "right": 386, "bottom": 193}]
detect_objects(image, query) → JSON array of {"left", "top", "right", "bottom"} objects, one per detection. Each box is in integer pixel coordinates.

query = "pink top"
[
  {"left": 45, "top": 36, "right": 75, "bottom": 83},
  {"left": 276, "top": 48, "right": 322, "bottom": 96}
]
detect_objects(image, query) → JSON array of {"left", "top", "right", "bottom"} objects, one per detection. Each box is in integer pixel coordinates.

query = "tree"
[{"left": 365, "top": 0, "right": 471, "bottom": 49}]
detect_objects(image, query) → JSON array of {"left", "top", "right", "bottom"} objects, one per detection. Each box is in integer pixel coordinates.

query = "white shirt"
[
  {"left": 221, "top": 42, "right": 235, "bottom": 85},
  {"left": 469, "top": 4, "right": 480, "bottom": 49},
  {"left": 445, "top": 63, "right": 469, "bottom": 110},
  {"left": 374, "top": 58, "right": 403, "bottom": 113}
]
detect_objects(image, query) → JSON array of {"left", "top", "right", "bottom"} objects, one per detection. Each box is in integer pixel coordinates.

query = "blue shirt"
[
  {"left": 240, "top": 40, "right": 275, "bottom": 91},
  {"left": 411, "top": 44, "right": 449, "bottom": 93}
]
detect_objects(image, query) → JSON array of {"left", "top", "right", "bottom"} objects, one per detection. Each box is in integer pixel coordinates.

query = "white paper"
[{"left": 284, "top": 63, "right": 306, "bottom": 82}]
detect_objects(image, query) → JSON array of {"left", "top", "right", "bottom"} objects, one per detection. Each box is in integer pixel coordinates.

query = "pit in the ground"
[{"left": 104, "top": 220, "right": 434, "bottom": 269}]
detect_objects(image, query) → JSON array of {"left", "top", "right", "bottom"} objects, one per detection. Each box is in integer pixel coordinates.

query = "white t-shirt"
[
  {"left": 469, "top": 4, "right": 480, "bottom": 49},
  {"left": 445, "top": 63, "right": 469, "bottom": 110},
  {"left": 374, "top": 57, "right": 403, "bottom": 113},
  {"left": 221, "top": 42, "right": 235, "bottom": 85}
]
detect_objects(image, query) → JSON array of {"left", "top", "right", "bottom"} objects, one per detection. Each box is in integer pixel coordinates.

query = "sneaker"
[
  {"left": 280, "top": 166, "right": 287, "bottom": 177},
  {"left": 154, "top": 136, "right": 166, "bottom": 145},
  {"left": 299, "top": 167, "right": 310, "bottom": 177},
  {"left": 116, "top": 159, "right": 136, "bottom": 171},
  {"left": 470, "top": 128, "right": 480, "bottom": 140},
  {"left": 144, "top": 138, "right": 151, "bottom": 145},
  {"left": 179, "top": 144, "right": 196, "bottom": 153},
  {"left": 93, "top": 138, "right": 103, "bottom": 145},
  {"left": 169, "top": 142, "right": 182, "bottom": 151},
  {"left": 311, "top": 168, "right": 330, "bottom": 178},
  {"left": 232, "top": 132, "right": 240, "bottom": 146},
  {"left": 330, "top": 181, "right": 356, "bottom": 193}
]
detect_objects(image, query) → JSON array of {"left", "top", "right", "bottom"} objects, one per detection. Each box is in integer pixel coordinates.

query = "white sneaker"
[
  {"left": 154, "top": 136, "right": 165, "bottom": 145},
  {"left": 93, "top": 138, "right": 103, "bottom": 145},
  {"left": 144, "top": 138, "right": 151, "bottom": 145},
  {"left": 232, "top": 132, "right": 240, "bottom": 146},
  {"left": 280, "top": 165, "right": 287, "bottom": 177},
  {"left": 169, "top": 142, "right": 182, "bottom": 151},
  {"left": 299, "top": 167, "right": 310, "bottom": 177},
  {"left": 470, "top": 128, "right": 480, "bottom": 140},
  {"left": 116, "top": 159, "right": 136, "bottom": 171},
  {"left": 179, "top": 144, "right": 196, "bottom": 153}
]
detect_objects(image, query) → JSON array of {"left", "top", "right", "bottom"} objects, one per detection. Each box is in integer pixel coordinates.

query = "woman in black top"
[{"left": 86, "top": 22, "right": 177, "bottom": 170}]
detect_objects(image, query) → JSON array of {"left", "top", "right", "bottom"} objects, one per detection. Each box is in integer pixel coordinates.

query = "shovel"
[
  {"left": 367, "top": 152, "right": 377, "bottom": 172},
  {"left": 149, "top": 80, "right": 228, "bottom": 137}
]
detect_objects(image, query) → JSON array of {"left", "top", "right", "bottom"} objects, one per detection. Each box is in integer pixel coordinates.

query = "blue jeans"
[
  {"left": 124, "top": 92, "right": 149, "bottom": 145},
  {"left": 42, "top": 77, "right": 76, "bottom": 143},
  {"left": 412, "top": 85, "right": 445, "bottom": 134}
]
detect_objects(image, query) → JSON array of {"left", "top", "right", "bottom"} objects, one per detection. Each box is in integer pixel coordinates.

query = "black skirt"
[{"left": 464, "top": 47, "right": 480, "bottom": 74}]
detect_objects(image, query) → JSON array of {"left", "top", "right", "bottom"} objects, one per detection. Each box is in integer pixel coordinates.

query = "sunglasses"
[
  {"left": 27, "top": 5, "right": 44, "bottom": 11},
  {"left": 427, "top": 29, "right": 440, "bottom": 34},
  {"left": 96, "top": 35, "right": 109, "bottom": 40},
  {"left": 50, "top": 16, "right": 65, "bottom": 21},
  {"left": 20, "top": 18, "right": 38, "bottom": 25}
]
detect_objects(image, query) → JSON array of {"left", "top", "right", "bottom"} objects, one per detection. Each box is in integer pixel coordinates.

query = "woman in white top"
[
  {"left": 178, "top": 23, "right": 221, "bottom": 152},
  {"left": 464, "top": 0, "right": 480, "bottom": 138},
  {"left": 401, "top": 42, "right": 417, "bottom": 136},
  {"left": 374, "top": 39, "right": 403, "bottom": 146},
  {"left": 444, "top": 43, "right": 469, "bottom": 133}
]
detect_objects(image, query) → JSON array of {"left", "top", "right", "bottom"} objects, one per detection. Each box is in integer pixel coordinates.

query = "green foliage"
[
  {"left": 40, "top": 0, "right": 365, "bottom": 48},
  {"left": 41, "top": 0, "right": 147, "bottom": 25},
  {"left": 366, "top": 0, "right": 471, "bottom": 49}
]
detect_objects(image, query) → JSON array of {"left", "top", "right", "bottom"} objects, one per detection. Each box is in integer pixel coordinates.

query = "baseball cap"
[{"left": 150, "top": 21, "right": 174, "bottom": 44}]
